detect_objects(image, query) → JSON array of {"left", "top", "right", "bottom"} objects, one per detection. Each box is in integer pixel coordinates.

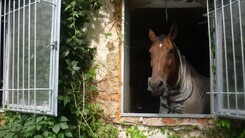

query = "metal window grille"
[
  {"left": 207, "top": 0, "right": 245, "bottom": 119},
  {"left": 0, "top": 0, "right": 61, "bottom": 116}
]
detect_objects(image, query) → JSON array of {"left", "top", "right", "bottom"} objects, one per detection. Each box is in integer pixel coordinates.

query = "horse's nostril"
[{"left": 157, "top": 81, "right": 164, "bottom": 89}]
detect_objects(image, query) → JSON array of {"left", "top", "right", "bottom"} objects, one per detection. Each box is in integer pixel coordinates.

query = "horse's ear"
[
  {"left": 149, "top": 29, "right": 157, "bottom": 42},
  {"left": 167, "top": 23, "right": 177, "bottom": 40}
]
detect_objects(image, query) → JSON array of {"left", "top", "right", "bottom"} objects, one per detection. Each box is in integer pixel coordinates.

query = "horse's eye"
[{"left": 168, "top": 48, "right": 174, "bottom": 54}]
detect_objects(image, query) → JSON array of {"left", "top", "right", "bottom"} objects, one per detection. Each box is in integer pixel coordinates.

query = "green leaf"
[
  {"left": 71, "top": 61, "right": 78, "bottom": 66},
  {"left": 34, "top": 135, "right": 44, "bottom": 138},
  {"left": 58, "top": 133, "right": 65, "bottom": 138},
  {"left": 64, "top": 5, "right": 72, "bottom": 11},
  {"left": 36, "top": 116, "right": 44, "bottom": 123},
  {"left": 63, "top": 96, "right": 70, "bottom": 106},
  {"left": 62, "top": 50, "right": 70, "bottom": 57},
  {"left": 70, "top": 1, "right": 76, "bottom": 7},
  {"left": 52, "top": 124, "right": 60, "bottom": 134},
  {"left": 26, "top": 125, "right": 36, "bottom": 132},
  {"left": 42, "top": 131, "right": 50, "bottom": 137},
  {"left": 105, "top": 32, "right": 112, "bottom": 38},
  {"left": 5, "top": 133, "right": 14, "bottom": 138},
  {"left": 221, "top": 120, "right": 231, "bottom": 128},
  {"left": 24, "top": 120, "right": 35, "bottom": 126},
  {"left": 0, "top": 127, "right": 8, "bottom": 131},
  {"left": 0, "top": 130, "right": 7, "bottom": 137},
  {"left": 65, "top": 130, "right": 73, "bottom": 137},
  {"left": 59, "top": 122, "right": 69, "bottom": 130},
  {"left": 73, "top": 66, "right": 80, "bottom": 71},
  {"left": 57, "top": 95, "right": 64, "bottom": 100},
  {"left": 60, "top": 116, "right": 69, "bottom": 122},
  {"left": 47, "top": 134, "right": 56, "bottom": 138},
  {"left": 36, "top": 125, "right": 42, "bottom": 131},
  {"left": 89, "top": 85, "right": 97, "bottom": 91},
  {"left": 66, "top": 38, "right": 72, "bottom": 43}
]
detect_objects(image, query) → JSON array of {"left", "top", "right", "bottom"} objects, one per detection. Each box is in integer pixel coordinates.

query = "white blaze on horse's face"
[
  {"left": 148, "top": 24, "right": 178, "bottom": 96},
  {"left": 159, "top": 44, "right": 162, "bottom": 48}
]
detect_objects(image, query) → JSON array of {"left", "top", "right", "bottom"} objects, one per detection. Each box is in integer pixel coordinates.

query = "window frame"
[
  {"left": 120, "top": 0, "right": 213, "bottom": 118},
  {"left": 121, "top": 0, "right": 245, "bottom": 119},
  {"left": 0, "top": 0, "right": 61, "bottom": 116},
  {"left": 207, "top": 0, "right": 245, "bottom": 119}
]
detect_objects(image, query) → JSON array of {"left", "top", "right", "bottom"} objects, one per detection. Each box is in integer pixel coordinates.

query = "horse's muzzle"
[{"left": 149, "top": 81, "right": 169, "bottom": 96}]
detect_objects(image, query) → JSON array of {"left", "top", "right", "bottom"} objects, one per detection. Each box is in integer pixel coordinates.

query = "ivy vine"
[{"left": 58, "top": 0, "right": 118, "bottom": 137}]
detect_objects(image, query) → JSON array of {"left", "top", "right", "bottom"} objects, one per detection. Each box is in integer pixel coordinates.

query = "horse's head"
[{"left": 149, "top": 24, "right": 179, "bottom": 96}]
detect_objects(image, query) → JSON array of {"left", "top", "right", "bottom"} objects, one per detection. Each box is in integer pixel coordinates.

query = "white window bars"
[
  {"left": 0, "top": 0, "right": 61, "bottom": 116},
  {"left": 207, "top": 0, "right": 245, "bottom": 119}
]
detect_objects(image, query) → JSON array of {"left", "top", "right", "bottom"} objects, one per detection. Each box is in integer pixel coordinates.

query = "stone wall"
[{"left": 86, "top": 0, "right": 122, "bottom": 119}]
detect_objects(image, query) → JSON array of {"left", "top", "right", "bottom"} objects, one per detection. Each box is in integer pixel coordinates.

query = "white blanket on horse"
[{"left": 159, "top": 50, "right": 210, "bottom": 114}]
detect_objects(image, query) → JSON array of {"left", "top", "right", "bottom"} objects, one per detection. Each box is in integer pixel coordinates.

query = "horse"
[{"left": 148, "top": 24, "right": 210, "bottom": 114}]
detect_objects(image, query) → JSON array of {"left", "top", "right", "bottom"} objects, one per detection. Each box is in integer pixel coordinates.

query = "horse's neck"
[{"left": 167, "top": 49, "right": 180, "bottom": 87}]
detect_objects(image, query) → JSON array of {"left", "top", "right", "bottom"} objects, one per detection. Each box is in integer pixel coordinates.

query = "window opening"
[
  {"left": 0, "top": 0, "right": 61, "bottom": 116},
  {"left": 122, "top": 0, "right": 210, "bottom": 117},
  {"left": 207, "top": 0, "right": 245, "bottom": 119}
]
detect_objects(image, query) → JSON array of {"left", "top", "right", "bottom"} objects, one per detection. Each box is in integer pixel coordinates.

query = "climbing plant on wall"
[{"left": 59, "top": 0, "right": 117, "bottom": 137}]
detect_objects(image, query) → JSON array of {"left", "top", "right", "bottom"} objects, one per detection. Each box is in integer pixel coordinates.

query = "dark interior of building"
[{"left": 130, "top": 8, "right": 209, "bottom": 113}]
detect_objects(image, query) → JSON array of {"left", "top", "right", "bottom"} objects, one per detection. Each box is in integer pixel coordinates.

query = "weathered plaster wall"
[
  {"left": 86, "top": 1, "right": 122, "bottom": 119},
  {"left": 86, "top": 1, "right": 212, "bottom": 137}
]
